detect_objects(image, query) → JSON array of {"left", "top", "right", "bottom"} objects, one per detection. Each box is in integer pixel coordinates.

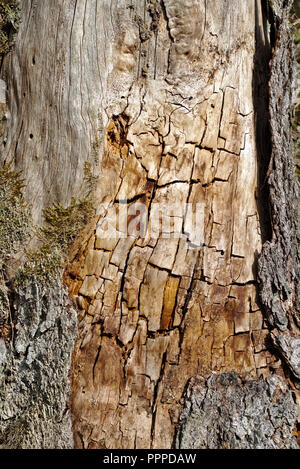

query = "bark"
[
  {"left": 257, "top": 0, "right": 300, "bottom": 376},
  {"left": 0, "top": 0, "right": 298, "bottom": 449},
  {"left": 176, "top": 372, "right": 298, "bottom": 449},
  {"left": 0, "top": 284, "right": 77, "bottom": 448}
]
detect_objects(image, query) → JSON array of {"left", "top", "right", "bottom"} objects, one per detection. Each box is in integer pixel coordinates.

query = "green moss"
[
  {"left": 0, "top": 158, "right": 96, "bottom": 286},
  {"left": 0, "top": 163, "right": 30, "bottom": 269},
  {"left": 0, "top": 0, "right": 20, "bottom": 56},
  {"left": 16, "top": 244, "right": 63, "bottom": 286},
  {"left": 16, "top": 200, "right": 94, "bottom": 285},
  {"left": 15, "top": 162, "right": 96, "bottom": 286},
  {"left": 40, "top": 197, "right": 94, "bottom": 252},
  {"left": 83, "top": 160, "right": 98, "bottom": 196}
]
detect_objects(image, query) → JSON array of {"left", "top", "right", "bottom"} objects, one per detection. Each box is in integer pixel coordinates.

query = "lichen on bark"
[
  {"left": 0, "top": 283, "right": 77, "bottom": 449},
  {"left": 176, "top": 372, "right": 298, "bottom": 449}
]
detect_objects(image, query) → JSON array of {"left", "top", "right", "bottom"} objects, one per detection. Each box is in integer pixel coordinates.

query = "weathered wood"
[
  {"left": 0, "top": 0, "right": 298, "bottom": 449},
  {"left": 63, "top": 0, "right": 295, "bottom": 449},
  {"left": 1, "top": 0, "right": 106, "bottom": 223}
]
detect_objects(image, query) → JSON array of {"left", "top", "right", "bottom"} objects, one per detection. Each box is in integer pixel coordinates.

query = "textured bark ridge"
[
  {"left": 258, "top": 1, "right": 300, "bottom": 380},
  {"left": 176, "top": 372, "right": 298, "bottom": 449},
  {"left": 0, "top": 0, "right": 298, "bottom": 449},
  {"left": 0, "top": 283, "right": 77, "bottom": 448}
]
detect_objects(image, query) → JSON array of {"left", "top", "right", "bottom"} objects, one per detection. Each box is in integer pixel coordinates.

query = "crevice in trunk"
[{"left": 253, "top": 0, "right": 273, "bottom": 244}]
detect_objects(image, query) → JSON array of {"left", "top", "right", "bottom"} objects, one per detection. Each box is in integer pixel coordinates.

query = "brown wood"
[{"left": 0, "top": 0, "right": 298, "bottom": 449}]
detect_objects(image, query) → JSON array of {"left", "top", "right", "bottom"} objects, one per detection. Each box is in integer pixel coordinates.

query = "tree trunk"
[{"left": 0, "top": 0, "right": 299, "bottom": 449}]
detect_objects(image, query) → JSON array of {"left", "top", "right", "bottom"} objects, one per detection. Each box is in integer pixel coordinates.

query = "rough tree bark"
[{"left": 0, "top": 0, "right": 299, "bottom": 449}]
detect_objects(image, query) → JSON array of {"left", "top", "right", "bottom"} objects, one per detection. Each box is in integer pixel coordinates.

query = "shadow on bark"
[{"left": 253, "top": 0, "right": 273, "bottom": 244}]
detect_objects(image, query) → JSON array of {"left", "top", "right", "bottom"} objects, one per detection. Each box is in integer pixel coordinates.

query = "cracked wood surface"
[
  {"left": 62, "top": 0, "right": 289, "bottom": 449},
  {"left": 0, "top": 0, "right": 298, "bottom": 449}
]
